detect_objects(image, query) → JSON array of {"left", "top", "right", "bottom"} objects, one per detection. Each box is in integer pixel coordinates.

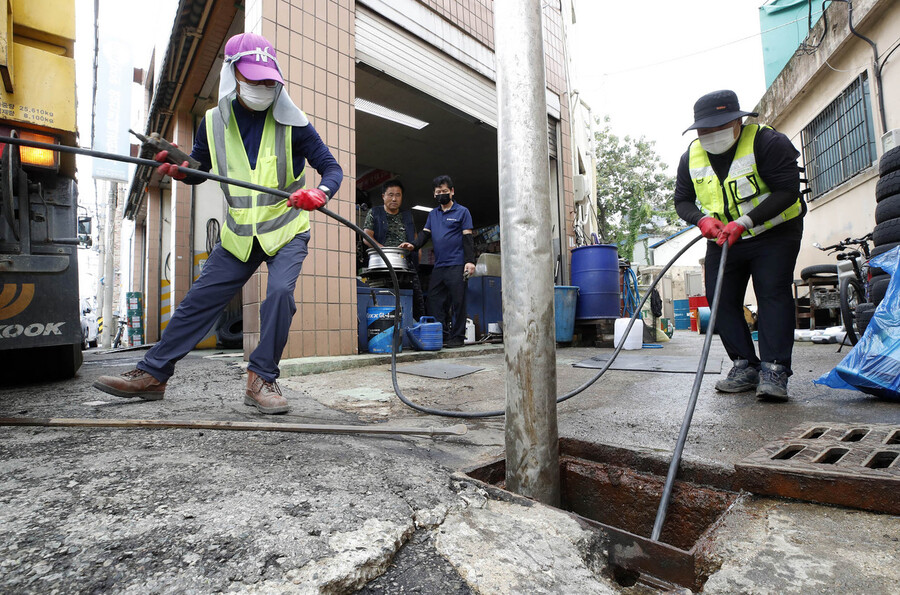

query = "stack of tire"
[{"left": 859, "top": 145, "right": 900, "bottom": 334}]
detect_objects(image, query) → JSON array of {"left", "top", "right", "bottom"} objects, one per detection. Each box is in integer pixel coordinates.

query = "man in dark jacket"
[
  {"left": 363, "top": 179, "right": 425, "bottom": 319},
  {"left": 674, "top": 90, "right": 805, "bottom": 402}
]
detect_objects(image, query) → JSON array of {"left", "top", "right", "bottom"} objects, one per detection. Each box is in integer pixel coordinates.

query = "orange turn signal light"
[{"left": 19, "top": 131, "right": 59, "bottom": 170}]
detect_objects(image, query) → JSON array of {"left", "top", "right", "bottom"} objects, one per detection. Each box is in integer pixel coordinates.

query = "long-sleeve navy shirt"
[
  {"left": 184, "top": 99, "right": 343, "bottom": 195},
  {"left": 673, "top": 125, "right": 802, "bottom": 228}
]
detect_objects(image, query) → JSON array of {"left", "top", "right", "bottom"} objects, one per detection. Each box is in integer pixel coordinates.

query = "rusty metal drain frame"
[{"left": 457, "top": 438, "right": 743, "bottom": 591}]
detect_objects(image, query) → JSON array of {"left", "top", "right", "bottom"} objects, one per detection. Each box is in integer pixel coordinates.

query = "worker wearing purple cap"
[
  {"left": 673, "top": 90, "right": 805, "bottom": 401},
  {"left": 94, "top": 32, "right": 343, "bottom": 414}
]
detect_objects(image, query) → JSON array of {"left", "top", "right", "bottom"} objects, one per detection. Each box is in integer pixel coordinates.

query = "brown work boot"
[
  {"left": 245, "top": 370, "right": 289, "bottom": 414},
  {"left": 93, "top": 368, "right": 166, "bottom": 400}
]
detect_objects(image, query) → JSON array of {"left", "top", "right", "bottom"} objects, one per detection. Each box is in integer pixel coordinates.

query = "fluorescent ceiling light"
[
  {"left": 355, "top": 98, "right": 429, "bottom": 130},
  {"left": 412, "top": 205, "right": 432, "bottom": 212}
]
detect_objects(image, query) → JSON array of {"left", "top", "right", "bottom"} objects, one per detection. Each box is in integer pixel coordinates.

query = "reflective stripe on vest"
[
  {"left": 688, "top": 124, "right": 801, "bottom": 238},
  {"left": 207, "top": 106, "right": 308, "bottom": 261}
]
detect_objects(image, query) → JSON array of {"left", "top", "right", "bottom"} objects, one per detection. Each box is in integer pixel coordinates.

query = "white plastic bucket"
[{"left": 614, "top": 318, "right": 643, "bottom": 350}]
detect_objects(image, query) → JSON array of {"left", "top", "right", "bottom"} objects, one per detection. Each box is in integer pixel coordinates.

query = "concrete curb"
[{"left": 277, "top": 343, "right": 505, "bottom": 376}]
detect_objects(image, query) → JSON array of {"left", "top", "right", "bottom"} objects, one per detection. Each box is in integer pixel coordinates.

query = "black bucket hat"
[{"left": 684, "top": 90, "right": 758, "bottom": 134}]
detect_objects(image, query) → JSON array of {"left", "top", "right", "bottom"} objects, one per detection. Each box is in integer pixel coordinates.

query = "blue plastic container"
[
  {"left": 554, "top": 286, "right": 579, "bottom": 342},
  {"left": 366, "top": 306, "right": 400, "bottom": 353},
  {"left": 407, "top": 316, "right": 442, "bottom": 351},
  {"left": 571, "top": 244, "right": 620, "bottom": 319},
  {"left": 673, "top": 298, "right": 690, "bottom": 330}
]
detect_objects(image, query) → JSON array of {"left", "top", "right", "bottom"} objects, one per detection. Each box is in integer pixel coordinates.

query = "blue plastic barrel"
[
  {"left": 554, "top": 286, "right": 579, "bottom": 342},
  {"left": 673, "top": 299, "right": 690, "bottom": 330},
  {"left": 697, "top": 306, "right": 711, "bottom": 334},
  {"left": 571, "top": 245, "right": 620, "bottom": 319},
  {"left": 366, "top": 306, "right": 400, "bottom": 353}
]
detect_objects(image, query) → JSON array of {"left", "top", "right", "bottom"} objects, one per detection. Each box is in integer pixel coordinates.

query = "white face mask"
[
  {"left": 698, "top": 126, "right": 739, "bottom": 154},
  {"left": 238, "top": 81, "right": 277, "bottom": 111}
]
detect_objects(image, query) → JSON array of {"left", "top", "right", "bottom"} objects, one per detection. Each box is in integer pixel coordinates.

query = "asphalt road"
[{"left": 1, "top": 332, "right": 898, "bottom": 593}]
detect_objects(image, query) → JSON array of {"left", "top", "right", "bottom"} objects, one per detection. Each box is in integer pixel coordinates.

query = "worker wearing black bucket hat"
[{"left": 673, "top": 90, "right": 806, "bottom": 401}]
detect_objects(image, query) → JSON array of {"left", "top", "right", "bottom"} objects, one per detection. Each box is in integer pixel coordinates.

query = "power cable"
[{"left": 600, "top": 12, "right": 827, "bottom": 78}]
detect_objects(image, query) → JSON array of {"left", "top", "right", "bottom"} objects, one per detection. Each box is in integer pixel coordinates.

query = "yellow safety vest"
[
  {"left": 688, "top": 124, "right": 802, "bottom": 238},
  {"left": 206, "top": 106, "right": 308, "bottom": 261}
]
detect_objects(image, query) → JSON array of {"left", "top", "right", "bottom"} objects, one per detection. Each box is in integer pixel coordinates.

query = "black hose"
[
  {"left": 1, "top": 135, "right": 714, "bottom": 425},
  {"left": 650, "top": 240, "right": 729, "bottom": 542}
]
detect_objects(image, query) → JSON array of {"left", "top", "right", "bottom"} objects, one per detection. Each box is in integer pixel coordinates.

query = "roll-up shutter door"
[{"left": 355, "top": 7, "right": 498, "bottom": 127}]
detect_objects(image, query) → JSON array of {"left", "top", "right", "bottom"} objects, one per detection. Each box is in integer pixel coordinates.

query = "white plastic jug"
[
  {"left": 614, "top": 318, "right": 643, "bottom": 350},
  {"left": 465, "top": 318, "right": 476, "bottom": 344}
]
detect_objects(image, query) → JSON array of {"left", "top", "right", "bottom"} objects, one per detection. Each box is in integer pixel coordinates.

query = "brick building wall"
[{"left": 247, "top": 0, "right": 358, "bottom": 357}]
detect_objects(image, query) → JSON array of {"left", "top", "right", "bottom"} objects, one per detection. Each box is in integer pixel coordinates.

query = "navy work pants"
[
  {"left": 426, "top": 264, "right": 467, "bottom": 342},
  {"left": 703, "top": 221, "right": 802, "bottom": 372},
  {"left": 138, "top": 232, "right": 310, "bottom": 383}
]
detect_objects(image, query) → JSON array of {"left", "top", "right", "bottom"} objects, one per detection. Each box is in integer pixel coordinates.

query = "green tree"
[{"left": 594, "top": 116, "right": 678, "bottom": 261}]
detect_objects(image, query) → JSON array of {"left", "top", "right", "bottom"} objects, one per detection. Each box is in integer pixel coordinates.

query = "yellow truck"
[{"left": 0, "top": 0, "right": 84, "bottom": 378}]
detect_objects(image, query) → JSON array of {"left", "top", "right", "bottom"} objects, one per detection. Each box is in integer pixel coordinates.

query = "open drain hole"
[
  {"left": 841, "top": 428, "right": 870, "bottom": 442},
  {"left": 865, "top": 451, "right": 899, "bottom": 469},
  {"left": 814, "top": 447, "right": 849, "bottom": 464},
  {"left": 887, "top": 430, "right": 900, "bottom": 445},
  {"left": 802, "top": 427, "right": 829, "bottom": 439},
  {"left": 772, "top": 445, "right": 805, "bottom": 460}
]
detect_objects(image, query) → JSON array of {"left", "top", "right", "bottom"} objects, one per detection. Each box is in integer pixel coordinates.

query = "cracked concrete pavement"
[{"left": 1, "top": 332, "right": 898, "bottom": 593}]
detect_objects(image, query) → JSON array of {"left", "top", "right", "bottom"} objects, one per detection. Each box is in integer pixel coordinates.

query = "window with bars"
[{"left": 800, "top": 72, "right": 877, "bottom": 199}]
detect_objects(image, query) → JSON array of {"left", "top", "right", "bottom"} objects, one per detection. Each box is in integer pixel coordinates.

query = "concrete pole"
[
  {"left": 101, "top": 181, "right": 117, "bottom": 348},
  {"left": 494, "top": 0, "right": 560, "bottom": 506}
]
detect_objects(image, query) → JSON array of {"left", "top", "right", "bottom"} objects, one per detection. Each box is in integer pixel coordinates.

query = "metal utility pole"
[
  {"left": 101, "top": 181, "right": 117, "bottom": 348},
  {"left": 495, "top": 0, "right": 560, "bottom": 506}
]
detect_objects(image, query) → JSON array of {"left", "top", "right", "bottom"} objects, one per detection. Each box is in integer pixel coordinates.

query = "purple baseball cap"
[{"left": 224, "top": 32, "right": 284, "bottom": 85}]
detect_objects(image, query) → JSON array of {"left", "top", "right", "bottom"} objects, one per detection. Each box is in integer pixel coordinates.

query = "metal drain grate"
[{"left": 736, "top": 423, "right": 900, "bottom": 514}]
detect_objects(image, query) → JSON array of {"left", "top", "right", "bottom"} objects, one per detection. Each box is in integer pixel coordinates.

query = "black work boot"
[
  {"left": 757, "top": 362, "right": 789, "bottom": 402},
  {"left": 715, "top": 359, "right": 759, "bottom": 393}
]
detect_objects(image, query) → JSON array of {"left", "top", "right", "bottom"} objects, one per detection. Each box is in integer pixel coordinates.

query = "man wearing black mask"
[{"left": 400, "top": 175, "right": 475, "bottom": 347}]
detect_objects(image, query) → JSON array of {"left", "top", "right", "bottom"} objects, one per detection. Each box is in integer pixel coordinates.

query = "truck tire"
[
  {"left": 855, "top": 302, "right": 876, "bottom": 335},
  {"left": 800, "top": 264, "right": 838, "bottom": 281},
  {"left": 868, "top": 241, "right": 900, "bottom": 276},
  {"left": 880, "top": 145, "right": 900, "bottom": 177},
  {"left": 869, "top": 274, "right": 891, "bottom": 305},
  {"left": 216, "top": 311, "right": 243, "bottom": 348},
  {"left": 876, "top": 170, "right": 900, "bottom": 202},
  {"left": 873, "top": 217, "right": 900, "bottom": 246},
  {"left": 875, "top": 194, "right": 900, "bottom": 224}
]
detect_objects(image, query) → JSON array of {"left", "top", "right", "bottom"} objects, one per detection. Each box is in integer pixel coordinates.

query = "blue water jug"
[{"left": 407, "top": 316, "right": 443, "bottom": 351}]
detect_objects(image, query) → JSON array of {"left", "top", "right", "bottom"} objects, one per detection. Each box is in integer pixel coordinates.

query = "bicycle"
[
  {"left": 112, "top": 317, "right": 129, "bottom": 349},
  {"left": 811, "top": 233, "right": 873, "bottom": 345}
]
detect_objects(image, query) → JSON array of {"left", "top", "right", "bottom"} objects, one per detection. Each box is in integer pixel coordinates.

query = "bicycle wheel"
[{"left": 839, "top": 277, "right": 865, "bottom": 345}]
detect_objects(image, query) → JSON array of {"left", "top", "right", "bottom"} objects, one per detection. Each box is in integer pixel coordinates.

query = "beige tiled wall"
[
  {"left": 246, "top": 0, "right": 358, "bottom": 358},
  {"left": 416, "top": 0, "right": 494, "bottom": 47}
]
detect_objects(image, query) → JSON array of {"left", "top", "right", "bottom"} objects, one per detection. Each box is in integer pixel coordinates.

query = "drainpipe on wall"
[{"left": 494, "top": 0, "right": 561, "bottom": 507}]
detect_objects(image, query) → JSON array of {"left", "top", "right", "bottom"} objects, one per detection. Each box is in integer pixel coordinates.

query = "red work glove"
[
  {"left": 288, "top": 188, "right": 327, "bottom": 211},
  {"left": 154, "top": 150, "right": 187, "bottom": 181},
  {"left": 696, "top": 216, "right": 724, "bottom": 239},
  {"left": 717, "top": 221, "right": 746, "bottom": 247}
]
